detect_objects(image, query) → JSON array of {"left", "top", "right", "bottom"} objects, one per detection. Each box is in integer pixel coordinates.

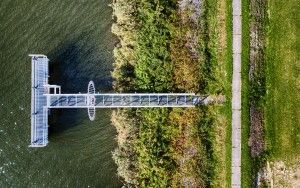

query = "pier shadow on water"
[{"left": 47, "top": 38, "right": 113, "bottom": 134}]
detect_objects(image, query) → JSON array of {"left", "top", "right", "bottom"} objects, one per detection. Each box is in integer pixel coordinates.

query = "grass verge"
[
  {"left": 241, "top": 0, "right": 253, "bottom": 187},
  {"left": 225, "top": 0, "right": 233, "bottom": 186},
  {"left": 207, "top": 0, "right": 232, "bottom": 187}
]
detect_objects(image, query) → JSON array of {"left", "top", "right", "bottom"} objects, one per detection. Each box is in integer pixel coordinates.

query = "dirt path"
[{"left": 232, "top": 0, "right": 242, "bottom": 187}]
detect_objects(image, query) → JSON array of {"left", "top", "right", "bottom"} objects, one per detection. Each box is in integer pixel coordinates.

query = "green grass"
[
  {"left": 241, "top": 0, "right": 253, "bottom": 187},
  {"left": 225, "top": 0, "right": 233, "bottom": 187},
  {"left": 203, "top": 0, "right": 232, "bottom": 187},
  {"left": 241, "top": 0, "right": 300, "bottom": 186},
  {"left": 265, "top": 0, "right": 300, "bottom": 163}
]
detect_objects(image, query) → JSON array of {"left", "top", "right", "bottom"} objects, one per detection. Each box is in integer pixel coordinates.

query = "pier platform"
[{"left": 29, "top": 54, "right": 210, "bottom": 147}]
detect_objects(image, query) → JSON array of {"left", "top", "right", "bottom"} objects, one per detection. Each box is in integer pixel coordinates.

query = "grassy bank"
[
  {"left": 111, "top": 0, "right": 231, "bottom": 187},
  {"left": 265, "top": 0, "right": 300, "bottom": 162}
]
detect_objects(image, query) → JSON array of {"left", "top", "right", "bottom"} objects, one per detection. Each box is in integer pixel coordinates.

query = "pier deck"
[
  {"left": 46, "top": 93, "right": 206, "bottom": 108},
  {"left": 30, "top": 54, "right": 49, "bottom": 147},
  {"left": 30, "top": 54, "right": 210, "bottom": 147}
]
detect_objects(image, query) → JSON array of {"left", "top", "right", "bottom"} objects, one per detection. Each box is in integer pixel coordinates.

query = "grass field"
[
  {"left": 239, "top": 0, "right": 299, "bottom": 186},
  {"left": 265, "top": 0, "right": 300, "bottom": 162}
]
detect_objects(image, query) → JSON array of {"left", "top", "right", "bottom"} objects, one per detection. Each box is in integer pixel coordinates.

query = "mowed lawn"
[{"left": 266, "top": 0, "right": 300, "bottom": 162}]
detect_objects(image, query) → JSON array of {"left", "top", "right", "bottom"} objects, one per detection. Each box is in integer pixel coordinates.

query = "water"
[{"left": 0, "top": 0, "right": 121, "bottom": 187}]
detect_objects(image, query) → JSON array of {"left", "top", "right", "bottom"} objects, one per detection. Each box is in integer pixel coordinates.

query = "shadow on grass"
[{"left": 47, "top": 39, "right": 113, "bottom": 134}]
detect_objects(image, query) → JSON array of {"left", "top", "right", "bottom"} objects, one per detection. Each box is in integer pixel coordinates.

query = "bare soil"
[{"left": 258, "top": 161, "right": 300, "bottom": 187}]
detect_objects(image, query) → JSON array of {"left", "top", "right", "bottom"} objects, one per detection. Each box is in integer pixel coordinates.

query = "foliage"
[
  {"left": 111, "top": 0, "right": 231, "bottom": 187},
  {"left": 134, "top": 0, "right": 176, "bottom": 92},
  {"left": 135, "top": 109, "right": 178, "bottom": 187},
  {"left": 112, "top": 110, "right": 139, "bottom": 185},
  {"left": 111, "top": 0, "right": 138, "bottom": 92},
  {"left": 170, "top": 28, "right": 203, "bottom": 93}
]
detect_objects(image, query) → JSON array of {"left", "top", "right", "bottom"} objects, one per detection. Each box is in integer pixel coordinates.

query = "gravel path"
[{"left": 232, "top": 0, "right": 242, "bottom": 187}]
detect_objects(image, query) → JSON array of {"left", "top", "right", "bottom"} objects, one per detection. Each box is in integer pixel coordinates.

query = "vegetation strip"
[
  {"left": 111, "top": 0, "right": 230, "bottom": 187},
  {"left": 248, "top": 0, "right": 266, "bottom": 159},
  {"left": 241, "top": 0, "right": 267, "bottom": 186}
]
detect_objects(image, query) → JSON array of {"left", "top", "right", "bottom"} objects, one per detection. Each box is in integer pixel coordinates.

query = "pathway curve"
[{"left": 232, "top": 0, "right": 242, "bottom": 187}]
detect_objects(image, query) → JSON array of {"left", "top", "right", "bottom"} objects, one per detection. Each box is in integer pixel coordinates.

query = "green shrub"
[{"left": 111, "top": 0, "right": 228, "bottom": 187}]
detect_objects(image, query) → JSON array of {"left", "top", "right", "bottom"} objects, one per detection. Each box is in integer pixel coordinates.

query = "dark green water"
[{"left": 0, "top": 0, "right": 121, "bottom": 187}]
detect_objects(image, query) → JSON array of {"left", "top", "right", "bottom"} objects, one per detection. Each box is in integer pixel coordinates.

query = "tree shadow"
[{"left": 47, "top": 38, "right": 114, "bottom": 135}]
